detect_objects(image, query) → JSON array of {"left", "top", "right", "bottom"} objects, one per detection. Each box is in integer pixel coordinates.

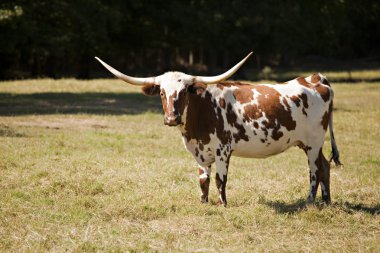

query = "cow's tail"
[
  {"left": 320, "top": 75, "right": 342, "bottom": 167},
  {"left": 328, "top": 100, "right": 343, "bottom": 167}
]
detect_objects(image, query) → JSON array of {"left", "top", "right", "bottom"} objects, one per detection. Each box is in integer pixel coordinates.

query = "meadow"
[{"left": 0, "top": 77, "right": 379, "bottom": 252}]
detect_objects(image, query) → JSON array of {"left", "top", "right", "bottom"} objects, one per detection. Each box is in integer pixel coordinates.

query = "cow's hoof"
[
  {"left": 306, "top": 196, "right": 315, "bottom": 205},
  {"left": 322, "top": 196, "right": 331, "bottom": 205},
  {"left": 200, "top": 196, "right": 208, "bottom": 203},
  {"left": 218, "top": 199, "right": 227, "bottom": 207}
]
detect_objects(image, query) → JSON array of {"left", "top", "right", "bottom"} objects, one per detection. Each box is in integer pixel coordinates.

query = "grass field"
[{"left": 0, "top": 78, "right": 379, "bottom": 252}]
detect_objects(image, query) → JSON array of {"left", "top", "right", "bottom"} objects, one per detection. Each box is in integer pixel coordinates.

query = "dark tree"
[{"left": 0, "top": 0, "right": 379, "bottom": 79}]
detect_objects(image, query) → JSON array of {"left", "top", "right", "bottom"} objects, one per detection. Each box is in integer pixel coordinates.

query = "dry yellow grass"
[{"left": 0, "top": 78, "right": 379, "bottom": 252}]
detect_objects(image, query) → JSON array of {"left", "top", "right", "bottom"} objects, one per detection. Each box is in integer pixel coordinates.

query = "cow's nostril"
[{"left": 164, "top": 116, "right": 181, "bottom": 126}]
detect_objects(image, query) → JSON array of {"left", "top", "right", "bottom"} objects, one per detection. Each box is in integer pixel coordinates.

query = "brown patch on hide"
[
  {"left": 290, "top": 95, "right": 301, "bottom": 107},
  {"left": 282, "top": 97, "right": 290, "bottom": 109},
  {"left": 216, "top": 82, "right": 232, "bottom": 90},
  {"left": 289, "top": 93, "right": 308, "bottom": 116},
  {"left": 184, "top": 91, "right": 232, "bottom": 145},
  {"left": 184, "top": 91, "right": 216, "bottom": 144},
  {"left": 310, "top": 73, "right": 321, "bottom": 83},
  {"left": 243, "top": 85, "right": 296, "bottom": 141},
  {"left": 300, "top": 93, "right": 309, "bottom": 116},
  {"left": 261, "top": 126, "right": 269, "bottom": 138},
  {"left": 226, "top": 103, "right": 249, "bottom": 143},
  {"left": 226, "top": 103, "right": 237, "bottom": 126},
  {"left": 176, "top": 89, "right": 188, "bottom": 117},
  {"left": 315, "top": 84, "right": 331, "bottom": 102},
  {"left": 219, "top": 98, "right": 226, "bottom": 109},
  {"left": 300, "top": 93, "right": 309, "bottom": 109},
  {"left": 298, "top": 142, "right": 312, "bottom": 154},
  {"left": 296, "top": 77, "right": 312, "bottom": 88},
  {"left": 233, "top": 88, "right": 253, "bottom": 104},
  {"left": 160, "top": 89, "right": 169, "bottom": 115},
  {"left": 217, "top": 81, "right": 253, "bottom": 91},
  {"left": 233, "top": 124, "right": 249, "bottom": 143},
  {"left": 243, "top": 104, "right": 262, "bottom": 121}
]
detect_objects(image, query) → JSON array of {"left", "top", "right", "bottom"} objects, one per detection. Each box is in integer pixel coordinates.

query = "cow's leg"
[
  {"left": 198, "top": 166, "right": 211, "bottom": 203},
  {"left": 215, "top": 150, "right": 231, "bottom": 207},
  {"left": 306, "top": 147, "right": 331, "bottom": 203},
  {"left": 306, "top": 148, "right": 320, "bottom": 203},
  {"left": 317, "top": 149, "right": 331, "bottom": 203}
]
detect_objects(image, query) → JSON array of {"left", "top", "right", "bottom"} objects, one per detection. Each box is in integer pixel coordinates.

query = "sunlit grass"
[{"left": 0, "top": 78, "right": 379, "bottom": 252}]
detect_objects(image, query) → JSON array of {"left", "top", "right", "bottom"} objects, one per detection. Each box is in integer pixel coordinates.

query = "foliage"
[{"left": 0, "top": 0, "right": 380, "bottom": 79}]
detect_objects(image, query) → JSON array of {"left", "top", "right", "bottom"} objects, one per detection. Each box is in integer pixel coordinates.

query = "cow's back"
[{"left": 210, "top": 74, "right": 333, "bottom": 158}]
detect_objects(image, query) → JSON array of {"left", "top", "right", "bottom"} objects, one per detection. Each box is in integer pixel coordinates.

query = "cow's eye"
[{"left": 160, "top": 92, "right": 164, "bottom": 97}]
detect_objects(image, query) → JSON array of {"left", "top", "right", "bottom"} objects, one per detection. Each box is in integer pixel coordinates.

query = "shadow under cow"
[{"left": 262, "top": 198, "right": 380, "bottom": 215}]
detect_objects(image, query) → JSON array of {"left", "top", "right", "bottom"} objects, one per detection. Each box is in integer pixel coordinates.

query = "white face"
[
  {"left": 157, "top": 72, "right": 193, "bottom": 97},
  {"left": 155, "top": 72, "right": 195, "bottom": 126}
]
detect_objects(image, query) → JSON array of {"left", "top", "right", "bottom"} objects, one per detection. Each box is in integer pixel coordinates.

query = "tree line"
[{"left": 0, "top": 0, "right": 379, "bottom": 80}]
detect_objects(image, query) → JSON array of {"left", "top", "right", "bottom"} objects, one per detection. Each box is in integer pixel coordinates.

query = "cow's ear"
[
  {"left": 187, "top": 82, "right": 207, "bottom": 95},
  {"left": 142, "top": 83, "right": 160, "bottom": 96}
]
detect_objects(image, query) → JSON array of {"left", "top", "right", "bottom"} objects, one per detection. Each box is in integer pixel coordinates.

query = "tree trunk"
[{"left": 189, "top": 49, "right": 194, "bottom": 67}]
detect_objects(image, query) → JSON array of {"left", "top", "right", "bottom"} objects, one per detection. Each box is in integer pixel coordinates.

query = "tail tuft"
[{"left": 329, "top": 143, "right": 343, "bottom": 167}]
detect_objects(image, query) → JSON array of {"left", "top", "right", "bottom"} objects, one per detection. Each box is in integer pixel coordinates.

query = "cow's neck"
[{"left": 179, "top": 90, "right": 218, "bottom": 145}]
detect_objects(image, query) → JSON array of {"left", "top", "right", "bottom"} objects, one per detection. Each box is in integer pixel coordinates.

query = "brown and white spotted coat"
[
  {"left": 96, "top": 56, "right": 341, "bottom": 206},
  {"left": 141, "top": 72, "right": 341, "bottom": 206}
]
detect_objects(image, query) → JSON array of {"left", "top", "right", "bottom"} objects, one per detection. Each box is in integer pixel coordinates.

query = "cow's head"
[{"left": 95, "top": 52, "right": 252, "bottom": 126}]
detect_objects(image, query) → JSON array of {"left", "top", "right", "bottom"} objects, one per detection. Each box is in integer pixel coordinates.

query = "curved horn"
[
  {"left": 95, "top": 57, "right": 156, "bottom": 86},
  {"left": 194, "top": 52, "right": 253, "bottom": 84}
]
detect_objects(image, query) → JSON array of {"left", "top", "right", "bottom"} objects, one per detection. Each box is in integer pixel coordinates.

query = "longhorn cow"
[{"left": 95, "top": 53, "right": 341, "bottom": 206}]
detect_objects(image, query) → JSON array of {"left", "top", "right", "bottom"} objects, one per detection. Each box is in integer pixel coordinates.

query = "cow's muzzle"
[{"left": 164, "top": 115, "right": 182, "bottom": 126}]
